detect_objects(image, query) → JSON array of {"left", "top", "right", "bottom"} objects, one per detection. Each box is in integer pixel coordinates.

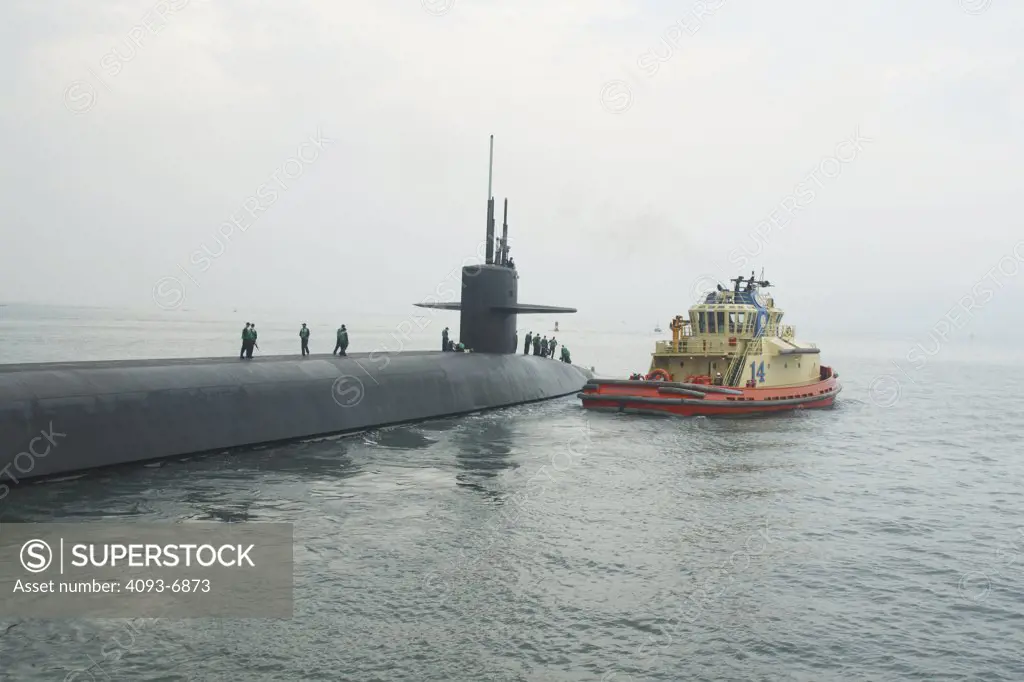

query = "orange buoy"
[{"left": 646, "top": 368, "right": 672, "bottom": 382}]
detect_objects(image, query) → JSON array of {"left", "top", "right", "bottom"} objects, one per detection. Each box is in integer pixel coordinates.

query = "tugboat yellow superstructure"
[{"left": 578, "top": 273, "right": 840, "bottom": 416}]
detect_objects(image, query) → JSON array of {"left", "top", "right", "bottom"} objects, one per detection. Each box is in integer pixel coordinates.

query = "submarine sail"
[{"left": 415, "top": 135, "right": 576, "bottom": 354}]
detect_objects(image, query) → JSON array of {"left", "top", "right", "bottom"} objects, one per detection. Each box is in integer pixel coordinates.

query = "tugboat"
[{"left": 579, "top": 273, "right": 840, "bottom": 416}]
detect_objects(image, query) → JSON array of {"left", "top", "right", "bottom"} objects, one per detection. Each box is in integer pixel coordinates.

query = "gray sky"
[{"left": 1, "top": 0, "right": 1021, "bottom": 334}]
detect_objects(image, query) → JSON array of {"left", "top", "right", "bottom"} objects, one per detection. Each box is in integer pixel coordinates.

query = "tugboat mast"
[{"left": 730, "top": 271, "right": 772, "bottom": 293}]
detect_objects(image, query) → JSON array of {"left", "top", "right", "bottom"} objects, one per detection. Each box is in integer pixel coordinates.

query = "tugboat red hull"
[{"left": 578, "top": 376, "right": 840, "bottom": 417}]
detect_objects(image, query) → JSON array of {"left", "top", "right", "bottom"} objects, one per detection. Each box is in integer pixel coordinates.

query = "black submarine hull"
[{"left": 0, "top": 352, "right": 591, "bottom": 483}]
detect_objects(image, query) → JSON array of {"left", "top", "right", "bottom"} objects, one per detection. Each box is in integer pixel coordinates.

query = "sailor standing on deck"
[
  {"left": 240, "top": 323, "right": 251, "bottom": 359},
  {"left": 333, "top": 325, "right": 344, "bottom": 355},
  {"left": 335, "top": 325, "right": 349, "bottom": 356},
  {"left": 299, "top": 323, "right": 310, "bottom": 356},
  {"left": 247, "top": 325, "right": 258, "bottom": 359},
  {"left": 549, "top": 337, "right": 557, "bottom": 359},
  {"left": 524, "top": 332, "right": 532, "bottom": 355},
  {"left": 532, "top": 334, "right": 541, "bottom": 356},
  {"left": 442, "top": 327, "right": 449, "bottom": 351},
  {"left": 540, "top": 336, "right": 549, "bottom": 358}
]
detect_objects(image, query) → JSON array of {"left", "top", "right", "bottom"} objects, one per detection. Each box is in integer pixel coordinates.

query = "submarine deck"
[{"left": 0, "top": 351, "right": 442, "bottom": 373}]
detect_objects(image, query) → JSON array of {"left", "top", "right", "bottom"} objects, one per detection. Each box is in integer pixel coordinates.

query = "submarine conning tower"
[{"left": 416, "top": 135, "right": 576, "bottom": 353}]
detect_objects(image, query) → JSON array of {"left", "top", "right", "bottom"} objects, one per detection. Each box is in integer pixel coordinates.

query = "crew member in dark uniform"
[
  {"left": 333, "top": 325, "right": 345, "bottom": 355},
  {"left": 240, "top": 323, "right": 250, "bottom": 359},
  {"left": 533, "top": 334, "right": 541, "bottom": 355},
  {"left": 540, "top": 336, "right": 549, "bottom": 357},
  {"left": 299, "top": 323, "right": 310, "bottom": 356},
  {"left": 336, "top": 325, "right": 348, "bottom": 356},
  {"left": 247, "top": 325, "right": 257, "bottom": 359},
  {"left": 442, "top": 327, "right": 449, "bottom": 351},
  {"left": 524, "top": 332, "right": 532, "bottom": 355},
  {"left": 549, "top": 337, "right": 557, "bottom": 359}
]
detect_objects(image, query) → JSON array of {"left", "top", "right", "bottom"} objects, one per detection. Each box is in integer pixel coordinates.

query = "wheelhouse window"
[{"left": 731, "top": 311, "right": 747, "bottom": 333}]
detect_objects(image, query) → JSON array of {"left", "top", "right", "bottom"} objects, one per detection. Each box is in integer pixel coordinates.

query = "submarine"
[{"left": 0, "top": 136, "right": 592, "bottom": 484}]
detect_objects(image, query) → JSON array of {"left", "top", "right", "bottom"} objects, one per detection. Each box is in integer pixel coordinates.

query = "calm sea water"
[{"left": 0, "top": 305, "right": 1022, "bottom": 681}]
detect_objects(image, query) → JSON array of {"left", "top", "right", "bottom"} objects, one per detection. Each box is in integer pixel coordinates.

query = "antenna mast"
[
  {"left": 487, "top": 135, "right": 494, "bottom": 200},
  {"left": 485, "top": 135, "right": 495, "bottom": 264},
  {"left": 500, "top": 198, "right": 509, "bottom": 265}
]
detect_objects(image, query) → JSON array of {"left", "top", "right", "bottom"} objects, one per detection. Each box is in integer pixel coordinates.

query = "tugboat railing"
[
  {"left": 664, "top": 318, "right": 794, "bottom": 341},
  {"left": 757, "top": 323, "right": 795, "bottom": 339},
  {"left": 656, "top": 332, "right": 791, "bottom": 356},
  {"left": 656, "top": 338, "right": 737, "bottom": 355},
  {"left": 654, "top": 321, "right": 802, "bottom": 358}
]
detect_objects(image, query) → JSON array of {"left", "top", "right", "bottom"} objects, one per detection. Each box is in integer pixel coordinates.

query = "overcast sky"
[{"left": 1, "top": 0, "right": 1021, "bottom": 333}]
